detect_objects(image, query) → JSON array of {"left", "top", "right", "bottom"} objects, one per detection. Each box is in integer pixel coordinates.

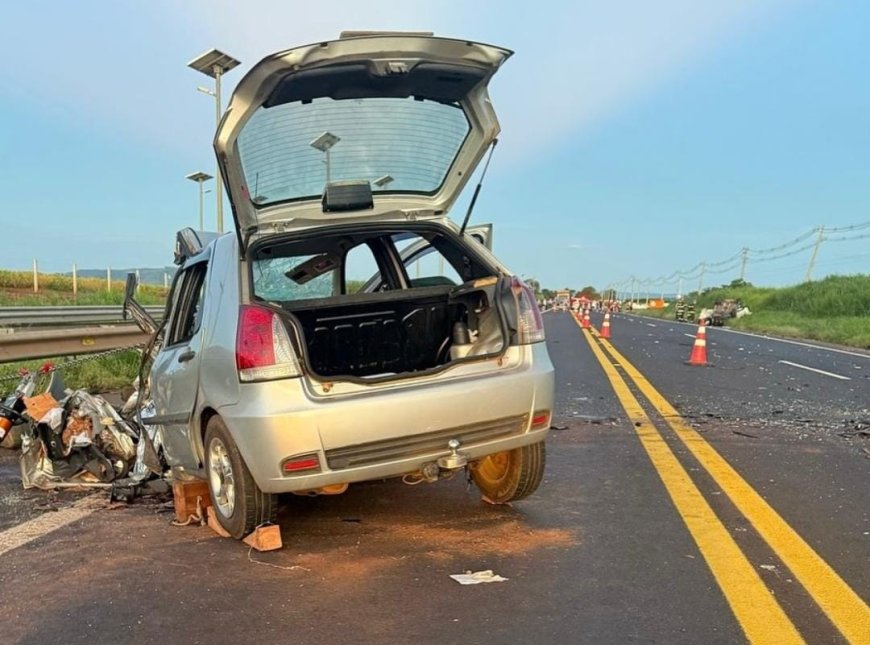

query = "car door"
[{"left": 149, "top": 258, "right": 209, "bottom": 469}]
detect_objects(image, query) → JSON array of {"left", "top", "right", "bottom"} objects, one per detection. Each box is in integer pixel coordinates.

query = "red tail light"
[
  {"left": 236, "top": 305, "right": 300, "bottom": 382},
  {"left": 511, "top": 277, "right": 546, "bottom": 344},
  {"left": 282, "top": 455, "right": 321, "bottom": 474},
  {"left": 531, "top": 410, "right": 551, "bottom": 429}
]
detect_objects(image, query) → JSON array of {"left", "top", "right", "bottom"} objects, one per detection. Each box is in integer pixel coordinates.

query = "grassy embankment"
[
  {"left": 636, "top": 275, "right": 870, "bottom": 349},
  {"left": 0, "top": 270, "right": 165, "bottom": 390},
  {"left": 0, "top": 270, "right": 167, "bottom": 306},
  {"left": 0, "top": 351, "right": 143, "bottom": 392}
]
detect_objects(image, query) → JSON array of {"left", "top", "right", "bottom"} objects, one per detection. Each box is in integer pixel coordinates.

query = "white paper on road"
[{"left": 450, "top": 570, "right": 508, "bottom": 585}]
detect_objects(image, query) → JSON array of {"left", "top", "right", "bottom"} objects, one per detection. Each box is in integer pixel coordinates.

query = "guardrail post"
[
  {"left": 72, "top": 263, "right": 78, "bottom": 297},
  {"left": 164, "top": 272, "right": 169, "bottom": 290},
  {"left": 32, "top": 259, "right": 39, "bottom": 293}
]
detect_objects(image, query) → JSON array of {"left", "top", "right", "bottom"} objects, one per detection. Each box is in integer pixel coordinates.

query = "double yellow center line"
[{"left": 573, "top": 315, "right": 870, "bottom": 643}]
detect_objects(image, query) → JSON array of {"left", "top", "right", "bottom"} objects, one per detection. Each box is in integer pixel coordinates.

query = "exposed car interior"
[{"left": 248, "top": 225, "right": 506, "bottom": 378}]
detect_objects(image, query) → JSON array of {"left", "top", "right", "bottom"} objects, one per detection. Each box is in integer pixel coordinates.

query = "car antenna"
[{"left": 459, "top": 139, "right": 498, "bottom": 237}]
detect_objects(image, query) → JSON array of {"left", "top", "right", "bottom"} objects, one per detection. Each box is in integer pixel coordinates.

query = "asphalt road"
[{"left": 0, "top": 312, "right": 867, "bottom": 644}]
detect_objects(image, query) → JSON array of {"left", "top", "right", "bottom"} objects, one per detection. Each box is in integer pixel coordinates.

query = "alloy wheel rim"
[{"left": 208, "top": 438, "right": 235, "bottom": 517}]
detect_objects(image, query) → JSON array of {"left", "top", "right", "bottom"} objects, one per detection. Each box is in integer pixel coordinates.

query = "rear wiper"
[{"left": 459, "top": 139, "right": 498, "bottom": 237}]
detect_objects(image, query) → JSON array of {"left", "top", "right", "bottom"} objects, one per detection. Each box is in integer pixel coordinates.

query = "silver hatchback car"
[{"left": 128, "top": 32, "right": 554, "bottom": 538}]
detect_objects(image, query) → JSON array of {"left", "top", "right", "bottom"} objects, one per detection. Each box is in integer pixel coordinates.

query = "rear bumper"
[{"left": 217, "top": 344, "right": 554, "bottom": 493}]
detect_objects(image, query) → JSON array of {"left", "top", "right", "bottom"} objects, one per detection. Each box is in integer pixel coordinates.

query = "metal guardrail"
[
  {"left": 0, "top": 305, "right": 164, "bottom": 327},
  {"left": 0, "top": 326, "right": 150, "bottom": 362}
]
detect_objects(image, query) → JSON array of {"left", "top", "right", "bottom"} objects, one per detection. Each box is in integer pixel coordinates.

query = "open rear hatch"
[{"left": 214, "top": 33, "right": 512, "bottom": 249}]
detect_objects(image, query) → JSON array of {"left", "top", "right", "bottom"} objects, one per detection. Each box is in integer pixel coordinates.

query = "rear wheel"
[
  {"left": 470, "top": 441, "right": 546, "bottom": 504},
  {"left": 204, "top": 416, "right": 277, "bottom": 539}
]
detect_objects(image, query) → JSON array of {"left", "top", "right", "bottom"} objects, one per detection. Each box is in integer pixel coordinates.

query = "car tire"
[
  {"left": 204, "top": 416, "right": 278, "bottom": 539},
  {"left": 470, "top": 441, "right": 546, "bottom": 504}
]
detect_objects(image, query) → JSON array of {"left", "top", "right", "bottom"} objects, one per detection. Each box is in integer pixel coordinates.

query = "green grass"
[
  {"left": 632, "top": 275, "right": 870, "bottom": 349},
  {"left": 0, "top": 269, "right": 167, "bottom": 306},
  {"left": 0, "top": 270, "right": 159, "bottom": 391},
  {"left": 0, "top": 350, "right": 142, "bottom": 393}
]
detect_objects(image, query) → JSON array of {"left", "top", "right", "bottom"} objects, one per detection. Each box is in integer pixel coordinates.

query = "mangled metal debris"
[
  {"left": 0, "top": 364, "right": 167, "bottom": 492},
  {"left": 21, "top": 389, "right": 138, "bottom": 489}
]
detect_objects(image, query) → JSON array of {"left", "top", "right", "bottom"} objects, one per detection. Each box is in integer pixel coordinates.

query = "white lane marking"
[
  {"left": 646, "top": 323, "right": 657, "bottom": 327},
  {"left": 636, "top": 315, "right": 870, "bottom": 360},
  {"left": 708, "top": 326, "right": 870, "bottom": 360},
  {"left": 777, "top": 360, "right": 851, "bottom": 381},
  {"left": 684, "top": 333, "right": 696, "bottom": 339},
  {"left": 0, "top": 494, "right": 104, "bottom": 557}
]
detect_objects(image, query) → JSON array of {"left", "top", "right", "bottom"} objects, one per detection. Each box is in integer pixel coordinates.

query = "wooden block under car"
[
  {"left": 206, "top": 506, "right": 231, "bottom": 538},
  {"left": 243, "top": 524, "right": 283, "bottom": 552},
  {"left": 171, "top": 479, "right": 212, "bottom": 523}
]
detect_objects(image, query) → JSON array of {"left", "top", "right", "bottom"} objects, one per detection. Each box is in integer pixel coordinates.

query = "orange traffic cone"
[
  {"left": 688, "top": 323, "right": 708, "bottom": 366},
  {"left": 582, "top": 308, "right": 591, "bottom": 329},
  {"left": 600, "top": 311, "right": 611, "bottom": 339}
]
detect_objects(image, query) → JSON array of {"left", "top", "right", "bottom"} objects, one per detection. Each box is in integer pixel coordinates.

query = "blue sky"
[{"left": 1, "top": 1, "right": 868, "bottom": 292}]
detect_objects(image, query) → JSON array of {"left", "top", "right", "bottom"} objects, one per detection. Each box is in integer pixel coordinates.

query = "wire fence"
[
  {"left": 0, "top": 264, "right": 172, "bottom": 307},
  {"left": 611, "top": 218, "right": 870, "bottom": 299},
  {"left": 9, "top": 263, "right": 172, "bottom": 295}
]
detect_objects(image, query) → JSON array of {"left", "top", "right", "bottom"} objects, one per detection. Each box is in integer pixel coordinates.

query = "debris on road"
[
  {"left": 20, "top": 387, "right": 138, "bottom": 490},
  {"left": 449, "top": 570, "right": 509, "bottom": 585},
  {"left": 838, "top": 418, "right": 870, "bottom": 440},
  {"left": 1, "top": 365, "right": 176, "bottom": 509}
]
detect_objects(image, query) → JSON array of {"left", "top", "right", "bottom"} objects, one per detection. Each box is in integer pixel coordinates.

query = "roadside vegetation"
[
  {"left": 0, "top": 270, "right": 167, "bottom": 306},
  {"left": 0, "top": 349, "right": 142, "bottom": 394},
  {"left": 0, "top": 269, "right": 157, "bottom": 392},
  {"left": 635, "top": 275, "right": 870, "bottom": 349}
]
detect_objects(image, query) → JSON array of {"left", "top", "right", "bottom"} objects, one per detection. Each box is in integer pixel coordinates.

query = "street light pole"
[
  {"left": 188, "top": 49, "right": 241, "bottom": 234},
  {"left": 186, "top": 172, "right": 213, "bottom": 230},
  {"left": 310, "top": 132, "right": 341, "bottom": 187}
]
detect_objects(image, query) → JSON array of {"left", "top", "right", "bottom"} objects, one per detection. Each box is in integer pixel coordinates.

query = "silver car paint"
[
  {"left": 150, "top": 34, "right": 554, "bottom": 491},
  {"left": 152, "top": 223, "right": 554, "bottom": 491}
]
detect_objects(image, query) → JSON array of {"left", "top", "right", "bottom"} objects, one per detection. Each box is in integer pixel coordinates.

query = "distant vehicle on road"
[
  {"left": 125, "top": 32, "right": 554, "bottom": 539},
  {"left": 698, "top": 299, "right": 751, "bottom": 326}
]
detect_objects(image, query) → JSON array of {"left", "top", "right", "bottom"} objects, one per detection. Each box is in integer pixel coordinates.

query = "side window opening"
[
  {"left": 167, "top": 263, "right": 208, "bottom": 346},
  {"left": 397, "top": 233, "right": 464, "bottom": 287},
  {"left": 343, "top": 243, "right": 381, "bottom": 294}
]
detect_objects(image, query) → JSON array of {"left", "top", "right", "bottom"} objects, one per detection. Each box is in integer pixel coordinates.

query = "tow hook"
[
  {"left": 404, "top": 440, "right": 469, "bottom": 486},
  {"left": 437, "top": 439, "right": 468, "bottom": 470}
]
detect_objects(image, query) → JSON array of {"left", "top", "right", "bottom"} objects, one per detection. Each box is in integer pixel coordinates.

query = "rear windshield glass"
[{"left": 236, "top": 97, "right": 469, "bottom": 205}]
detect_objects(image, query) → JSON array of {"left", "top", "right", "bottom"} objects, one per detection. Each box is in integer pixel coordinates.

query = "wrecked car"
[
  {"left": 0, "top": 365, "right": 140, "bottom": 490},
  {"left": 698, "top": 299, "right": 751, "bottom": 327},
  {"left": 126, "top": 32, "right": 554, "bottom": 539}
]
